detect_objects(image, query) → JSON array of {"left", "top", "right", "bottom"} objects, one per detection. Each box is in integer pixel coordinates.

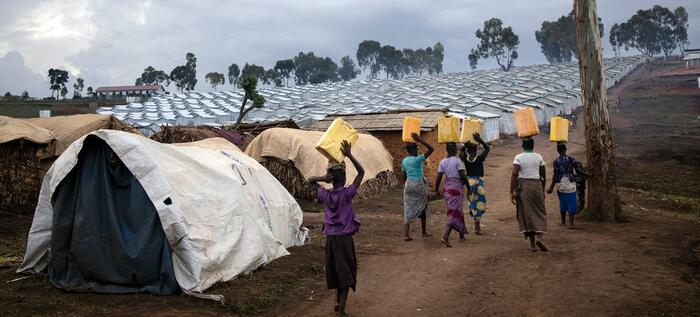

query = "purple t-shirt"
[{"left": 318, "top": 184, "right": 360, "bottom": 236}]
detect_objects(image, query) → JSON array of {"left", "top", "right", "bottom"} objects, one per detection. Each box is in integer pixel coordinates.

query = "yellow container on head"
[
  {"left": 513, "top": 107, "right": 539, "bottom": 137},
  {"left": 549, "top": 116, "right": 570, "bottom": 142},
  {"left": 315, "top": 118, "right": 359, "bottom": 163},
  {"left": 437, "top": 116, "right": 460, "bottom": 143},
  {"left": 402, "top": 117, "right": 421, "bottom": 143},
  {"left": 460, "top": 118, "right": 484, "bottom": 144}
]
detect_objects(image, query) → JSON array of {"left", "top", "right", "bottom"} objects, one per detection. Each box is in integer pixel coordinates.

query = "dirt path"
[{"left": 278, "top": 66, "right": 700, "bottom": 317}]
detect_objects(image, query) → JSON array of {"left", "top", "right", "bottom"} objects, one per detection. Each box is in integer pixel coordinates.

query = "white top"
[{"left": 513, "top": 152, "right": 545, "bottom": 180}]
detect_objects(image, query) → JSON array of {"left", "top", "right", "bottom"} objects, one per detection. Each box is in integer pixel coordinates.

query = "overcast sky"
[{"left": 0, "top": 0, "right": 698, "bottom": 97}]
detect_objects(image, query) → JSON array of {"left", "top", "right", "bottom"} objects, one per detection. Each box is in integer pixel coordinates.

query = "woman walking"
[
  {"left": 435, "top": 142, "right": 470, "bottom": 247},
  {"left": 461, "top": 132, "right": 490, "bottom": 235},
  {"left": 509, "top": 138, "right": 548, "bottom": 252},
  {"left": 401, "top": 133, "right": 434, "bottom": 241},
  {"left": 308, "top": 141, "right": 364, "bottom": 316}
]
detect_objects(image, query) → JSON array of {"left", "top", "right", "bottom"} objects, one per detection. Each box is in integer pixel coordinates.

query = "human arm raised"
[
  {"left": 473, "top": 132, "right": 490, "bottom": 159},
  {"left": 412, "top": 133, "right": 433, "bottom": 158},
  {"left": 340, "top": 140, "right": 364, "bottom": 189}
]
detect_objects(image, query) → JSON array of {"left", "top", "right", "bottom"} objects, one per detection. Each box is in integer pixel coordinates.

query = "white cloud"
[{"left": 0, "top": 51, "right": 48, "bottom": 97}]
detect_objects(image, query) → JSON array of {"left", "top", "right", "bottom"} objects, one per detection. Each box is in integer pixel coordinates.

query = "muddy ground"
[{"left": 1, "top": 60, "right": 699, "bottom": 316}]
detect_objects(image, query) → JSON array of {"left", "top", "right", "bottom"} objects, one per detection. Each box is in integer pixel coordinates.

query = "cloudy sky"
[{"left": 0, "top": 0, "right": 698, "bottom": 97}]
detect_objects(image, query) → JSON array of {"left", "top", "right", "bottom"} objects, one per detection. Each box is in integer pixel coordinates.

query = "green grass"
[{"left": 0, "top": 99, "right": 124, "bottom": 118}]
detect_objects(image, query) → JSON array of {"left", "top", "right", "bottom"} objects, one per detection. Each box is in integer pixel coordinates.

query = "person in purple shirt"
[{"left": 309, "top": 140, "right": 364, "bottom": 316}]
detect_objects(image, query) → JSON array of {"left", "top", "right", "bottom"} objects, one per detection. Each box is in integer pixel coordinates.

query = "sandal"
[{"left": 441, "top": 239, "right": 452, "bottom": 248}]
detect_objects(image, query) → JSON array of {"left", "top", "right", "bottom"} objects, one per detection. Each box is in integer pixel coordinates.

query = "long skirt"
[
  {"left": 404, "top": 178, "right": 429, "bottom": 224},
  {"left": 515, "top": 178, "right": 547, "bottom": 237},
  {"left": 443, "top": 178, "right": 467, "bottom": 235},
  {"left": 326, "top": 235, "right": 357, "bottom": 291},
  {"left": 467, "top": 176, "right": 487, "bottom": 221}
]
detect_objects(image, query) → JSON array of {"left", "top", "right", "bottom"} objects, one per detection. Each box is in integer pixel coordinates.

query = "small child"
[
  {"left": 308, "top": 140, "right": 364, "bottom": 316},
  {"left": 574, "top": 161, "right": 588, "bottom": 212}
]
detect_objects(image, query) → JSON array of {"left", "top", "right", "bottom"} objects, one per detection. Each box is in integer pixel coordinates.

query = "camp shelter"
[
  {"left": 244, "top": 128, "right": 397, "bottom": 200},
  {"left": 25, "top": 113, "right": 141, "bottom": 155},
  {"left": 18, "top": 130, "right": 308, "bottom": 300},
  {"left": 0, "top": 116, "right": 57, "bottom": 212},
  {"left": 310, "top": 109, "right": 451, "bottom": 189}
]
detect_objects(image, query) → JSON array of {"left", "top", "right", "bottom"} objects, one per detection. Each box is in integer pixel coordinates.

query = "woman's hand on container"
[{"left": 340, "top": 140, "right": 352, "bottom": 157}]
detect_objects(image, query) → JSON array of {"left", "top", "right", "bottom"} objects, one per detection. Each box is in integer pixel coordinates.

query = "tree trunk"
[{"left": 574, "top": 0, "right": 621, "bottom": 221}]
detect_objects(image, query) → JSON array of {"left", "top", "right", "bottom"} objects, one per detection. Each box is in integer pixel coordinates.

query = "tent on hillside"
[
  {"left": 244, "top": 128, "right": 397, "bottom": 200},
  {"left": 18, "top": 130, "right": 307, "bottom": 300}
]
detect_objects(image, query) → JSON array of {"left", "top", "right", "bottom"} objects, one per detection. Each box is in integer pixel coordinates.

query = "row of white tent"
[{"left": 97, "top": 56, "right": 649, "bottom": 137}]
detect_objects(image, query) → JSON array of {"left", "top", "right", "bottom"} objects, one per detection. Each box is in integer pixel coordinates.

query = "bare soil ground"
[{"left": 1, "top": 61, "right": 699, "bottom": 316}]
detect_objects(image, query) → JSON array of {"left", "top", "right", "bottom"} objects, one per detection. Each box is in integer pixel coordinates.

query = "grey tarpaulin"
[{"left": 49, "top": 135, "right": 179, "bottom": 295}]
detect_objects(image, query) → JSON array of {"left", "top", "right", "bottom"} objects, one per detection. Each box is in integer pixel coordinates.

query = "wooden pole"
[{"left": 574, "top": 0, "right": 621, "bottom": 221}]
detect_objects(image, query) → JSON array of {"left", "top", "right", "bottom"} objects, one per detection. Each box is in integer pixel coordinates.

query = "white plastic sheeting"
[{"left": 18, "top": 130, "right": 308, "bottom": 299}]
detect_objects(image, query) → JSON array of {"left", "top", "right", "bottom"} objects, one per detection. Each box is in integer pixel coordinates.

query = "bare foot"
[
  {"left": 422, "top": 233, "right": 433, "bottom": 237},
  {"left": 441, "top": 239, "right": 452, "bottom": 248},
  {"left": 528, "top": 245, "right": 538, "bottom": 252},
  {"left": 404, "top": 237, "right": 413, "bottom": 241}
]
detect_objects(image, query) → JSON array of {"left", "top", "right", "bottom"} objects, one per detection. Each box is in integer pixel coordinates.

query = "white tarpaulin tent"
[{"left": 18, "top": 130, "right": 308, "bottom": 300}]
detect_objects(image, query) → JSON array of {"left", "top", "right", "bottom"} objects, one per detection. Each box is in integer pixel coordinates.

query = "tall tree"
[
  {"left": 72, "top": 77, "right": 84, "bottom": 99},
  {"left": 574, "top": 0, "right": 621, "bottom": 221},
  {"left": 263, "top": 69, "right": 283, "bottom": 87},
  {"left": 21, "top": 91, "right": 29, "bottom": 99},
  {"left": 235, "top": 75, "right": 266, "bottom": 125},
  {"left": 274, "top": 59, "right": 295, "bottom": 86},
  {"left": 170, "top": 53, "right": 197, "bottom": 93},
  {"left": 293, "top": 52, "right": 339, "bottom": 85},
  {"left": 617, "top": 5, "right": 684, "bottom": 58},
  {"left": 415, "top": 48, "right": 431, "bottom": 75},
  {"left": 135, "top": 66, "right": 170, "bottom": 86},
  {"left": 86, "top": 86, "right": 93, "bottom": 98},
  {"left": 609, "top": 23, "right": 622, "bottom": 57},
  {"left": 468, "top": 50, "right": 479, "bottom": 70},
  {"left": 535, "top": 11, "right": 603, "bottom": 64},
  {"left": 241, "top": 63, "right": 266, "bottom": 82},
  {"left": 47, "top": 68, "right": 69, "bottom": 99},
  {"left": 468, "top": 18, "right": 520, "bottom": 71},
  {"left": 378, "top": 45, "right": 403, "bottom": 79},
  {"left": 228, "top": 63, "right": 240, "bottom": 88},
  {"left": 338, "top": 56, "right": 359, "bottom": 81},
  {"left": 431, "top": 42, "right": 445, "bottom": 74},
  {"left": 356, "top": 40, "right": 382, "bottom": 79},
  {"left": 205, "top": 72, "right": 225, "bottom": 91},
  {"left": 674, "top": 7, "right": 689, "bottom": 55}
]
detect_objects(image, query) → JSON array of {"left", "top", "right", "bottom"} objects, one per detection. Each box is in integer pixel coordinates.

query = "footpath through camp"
[{"left": 1, "top": 60, "right": 699, "bottom": 316}]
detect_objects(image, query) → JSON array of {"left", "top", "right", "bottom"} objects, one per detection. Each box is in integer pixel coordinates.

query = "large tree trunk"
[{"left": 574, "top": 0, "right": 621, "bottom": 221}]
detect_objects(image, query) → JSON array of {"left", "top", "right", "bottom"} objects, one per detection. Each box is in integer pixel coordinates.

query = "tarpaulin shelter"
[
  {"left": 244, "top": 128, "right": 397, "bottom": 200},
  {"left": 18, "top": 130, "right": 307, "bottom": 300}
]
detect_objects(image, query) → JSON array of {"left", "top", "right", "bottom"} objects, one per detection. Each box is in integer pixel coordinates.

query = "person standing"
[
  {"left": 461, "top": 132, "right": 490, "bottom": 235},
  {"left": 401, "top": 133, "right": 434, "bottom": 241},
  {"left": 435, "top": 142, "right": 470, "bottom": 248},
  {"left": 547, "top": 142, "right": 580, "bottom": 228},
  {"left": 308, "top": 140, "right": 364, "bottom": 316},
  {"left": 509, "top": 138, "right": 548, "bottom": 252}
]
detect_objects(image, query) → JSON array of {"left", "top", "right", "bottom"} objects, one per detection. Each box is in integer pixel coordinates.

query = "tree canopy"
[
  {"left": 263, "top": 69, "right": 283, "bottom": 87},
  {"left": 356, "top": 40, "right": 382, "bottom": 79},
  {"left": 356, "top": 40, "right": 444, "bottom": 78},
  {"left": 136, "top": 66, "right": 170, "bottom": 86},
  {"left": 241, "top": 63, "right": 266, "bottom": 82},
  {"left": 273, "top": 59, "right": 295, "bottom": 86},
  {"left": 468, "top": 18, "right": 520, "bottom": 71},
  {"left": 235, "top": 75, "right": 266, "bottom": 125},
  {"left": 338, "top": 56, "right": 359, "bottom": 81},
  {"left": 72, "top": 77, "right": 84, "bottom": 99},
  {"left": 228, "top": 63, "right": 240, "bottom": 88},
  {"left": 205, "top": 72, "right": 225, "bottom": 91},
  {"left": 293, "top": 51, "right": 339, "bottom": 85},
  {"left": 535, "top": 11, "right": 603, "bottom": 64},
  {"left": 616, "top": 5, "right": 688, "bottom": 58},
  {"left": 170, "top": 53, "right": 197, "bottom": 93},
  {"left": 47, "top": 68, "right": 69, "bottom": 99}
]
